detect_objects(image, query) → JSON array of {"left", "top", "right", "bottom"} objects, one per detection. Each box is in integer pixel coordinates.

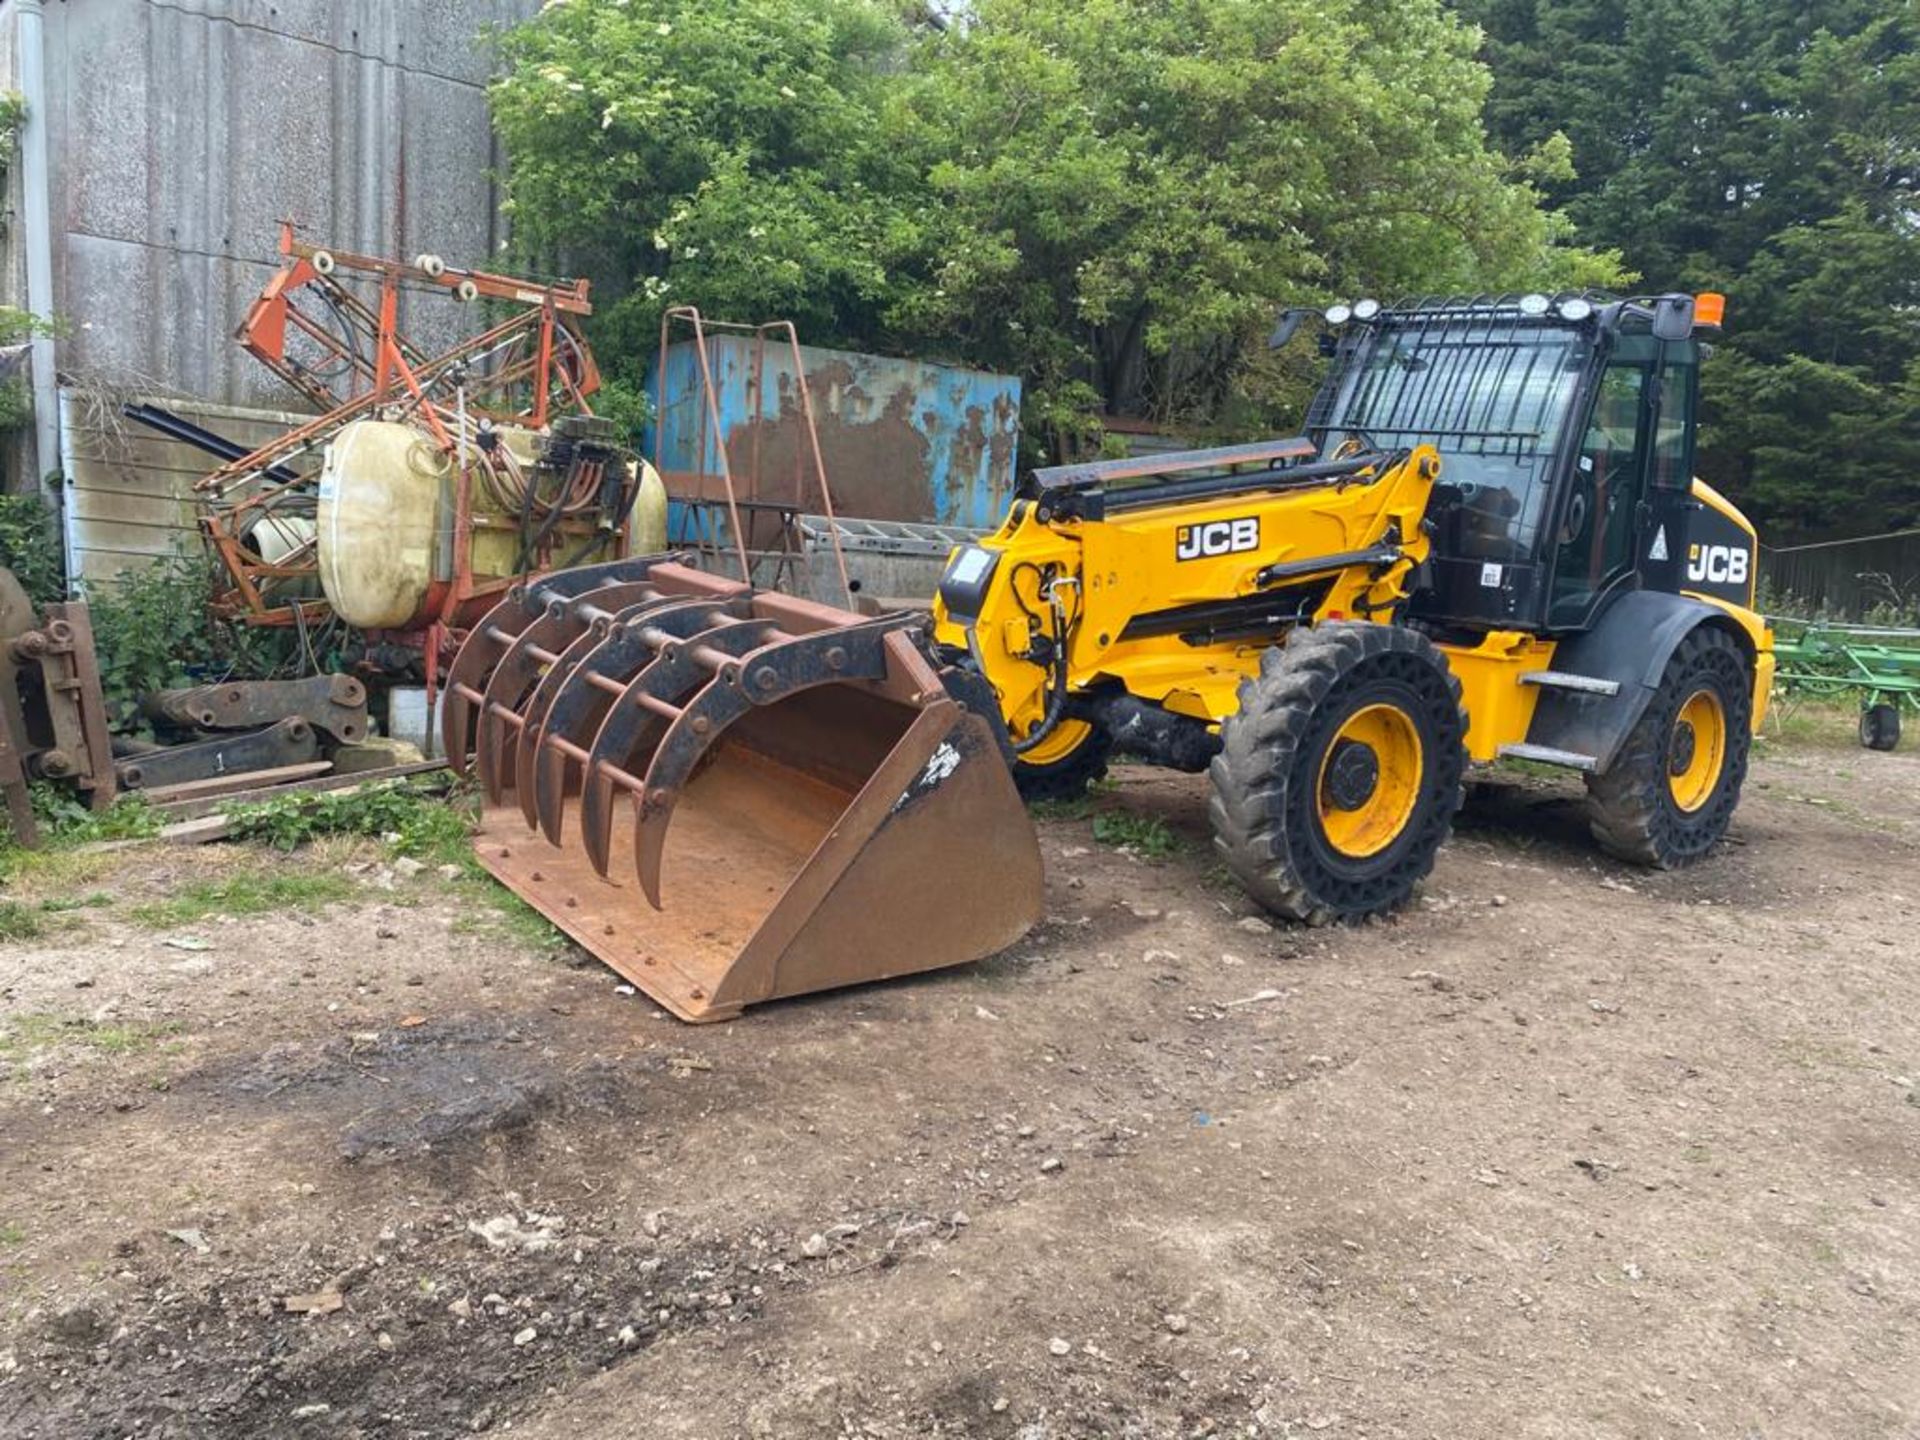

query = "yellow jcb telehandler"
[{"left": 446, "top": 290, "right": 1771, "bottom": 1018}]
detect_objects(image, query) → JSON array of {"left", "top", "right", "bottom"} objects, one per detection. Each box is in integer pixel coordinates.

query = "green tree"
[
  {"left": 896, "top": 0, "right": 1622, "bottom": 459},
  {"left": 1462, "top": 0, "right": 1920, "bottom": 537},
  {"left": 489, "top": 0, "right": 927, "bottom": 379},
  {"left": 491, "top": 0, "right": 1620, "bottom": 465}
]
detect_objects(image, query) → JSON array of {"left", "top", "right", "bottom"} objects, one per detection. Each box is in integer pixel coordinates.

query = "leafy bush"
[
  {"left": 26, "top": 784, "right": 161, "bottom": 842},
  {"left": 0, "top": 494, "right": 63, "bottom": 605},
  {"left": 81, "top": 555, "right": 290, "bottom": 729},
  {"left": 228, "top": 778, "right": 473, "bottom": 864}
]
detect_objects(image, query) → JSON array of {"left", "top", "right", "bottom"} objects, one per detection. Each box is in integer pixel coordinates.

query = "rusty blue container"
[{"left": 644, "top": 337, "right": 1021, "bottom": 531}]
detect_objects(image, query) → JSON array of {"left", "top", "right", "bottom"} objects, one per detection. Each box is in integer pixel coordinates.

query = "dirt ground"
[{"left": 2, "top": 705, "right": 1919, "bottom": 1440}]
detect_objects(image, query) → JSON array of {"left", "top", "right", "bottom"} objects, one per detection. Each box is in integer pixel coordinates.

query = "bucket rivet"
[
  {"left": 826, "top": 647, "right": 847, "bottom": 670},
  {"left": 603, "top": 925, "right": 616, "bottom": 937},
  {"left": 754, "top": 666, "right": 779, "bottom": 691},
  {"left": 690, "top": 987, "right": 705, "bottom": 1000},
  {"left": 565, "top": 896, "right": 578, "bottom": 908},
  {"left": 692, "top": 717, "right": 711, "bottom": 735},
  {"left": 498, "top": 847, "right": 511, "bottom": 858},
  {"left": 531, "top": 870, "right": 545, "bottom": 881}
]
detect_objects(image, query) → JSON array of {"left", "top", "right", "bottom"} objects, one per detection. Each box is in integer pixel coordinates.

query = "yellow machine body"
[{"left": 933, "top": 463, "right": 1770, "bottom": 767}]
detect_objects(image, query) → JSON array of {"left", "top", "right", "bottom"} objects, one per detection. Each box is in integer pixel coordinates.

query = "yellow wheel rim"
[
  {"left": 1668, "top": 688, "right": 1727, "bottom": 813},
  {"left": 1315, "top": 703, "right": 1424, "bottom": 859},
  {"left": 1017, "top": 716, "right": 1094, "bottom": 768}
]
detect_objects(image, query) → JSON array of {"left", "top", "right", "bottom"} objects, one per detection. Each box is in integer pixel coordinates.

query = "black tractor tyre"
[
  {"left": 1208, "top": 622, "right": 1468, "bottom": 925},
  {"left": 1586, "top": 624, "right": 1753, "bottom": 868},
  {"left": 1011, "top": 722, "right": 1115, "bottom": 803},
  {"left": 1860, "top": 702, "right": 1901, "bottom": 752}
]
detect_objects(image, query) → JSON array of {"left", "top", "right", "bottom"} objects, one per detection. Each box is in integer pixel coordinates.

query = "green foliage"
[
  {"left": 0, "top": 901, "right": 42, "bottom": 942},
  {"left": 590, "top": 376, "right": 655, "bottom": 451},
  {"left": 227, "top": 778, "right": 472, "bottom": 863},
  {"left": 490, "top": 0, "right": 922, "bottom": 367},
  {"left": 128, "top": 871, "right": 356, "bottom": 928},
  {"left": 0, "top": 1013, "right": 182, "bottom": 1065},
  {"left": 0, "top": 890, "right": 112, "bottom": 942},
  {"left": 0, "top": 91, "right": 26, "bottom": 152},
  {"left": 490, "top": 0, "right": 1616, "bottom": 460},
  {"left": 899, "top": 0, "right": 1623, "bottom": 456},
  {"left": 27, "top": 784, "right": 161, "bottom": 842},
  {"left": 0, "top": 493, "right": 63, "bottom": 604},
  {"left": 1091, "top": 811, "right": 1184, "bottom": 858},
  {"left": 1463, "top": 0, "right": 1920, "bottom": 539},
  {"left": 81, "top": 555, "right": 290, "bottom": 730}
]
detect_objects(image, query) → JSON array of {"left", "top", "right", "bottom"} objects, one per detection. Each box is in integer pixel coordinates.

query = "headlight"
[
  {"left": 1556, "top": 296, "right": 1595, "bottom": 321},
  {"left": 1352, "top": 297, "right": 1381, "bottom": 320},
  {"left": 1517, "top": 292, "right": 1551, "bottom": 316},
  {"left": 1324, "top": 302, "right": 1353, "bottom": 325}
]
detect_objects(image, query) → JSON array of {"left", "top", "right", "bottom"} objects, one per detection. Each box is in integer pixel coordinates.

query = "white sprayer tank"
[
  {"left": 317, "top": 419, "right": 450, "bottom": 629},
  {"left": 317, "top": 416, "right": 668, "bottom": 630}
]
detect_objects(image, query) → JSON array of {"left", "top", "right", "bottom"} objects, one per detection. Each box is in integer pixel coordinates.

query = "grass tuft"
[
  {"left": 0, "top": 1013, "right": 184, "bottom": 1065},
  {"left": 128, "top": 871, "right": 355, "bottom": 929},
  {"left": 1091, "top": 811, "right": 1184, "bottom": 858}
]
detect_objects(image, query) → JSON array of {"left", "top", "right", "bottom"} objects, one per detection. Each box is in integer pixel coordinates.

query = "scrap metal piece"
[
  {"left": 445, "top": 556, "right": 1042, "bottom": 1022},
  {"left": 143, "top": 674, "right": 370, "bottom": 743},
  {"left": 0, "top": 708, "right": 35, "bottom": 846},
  {"left": 1, "top": 573, "right": 117, "bottom": 845},
  {"left": 114, "top": 716, "right": 322, "bottom": 792}
]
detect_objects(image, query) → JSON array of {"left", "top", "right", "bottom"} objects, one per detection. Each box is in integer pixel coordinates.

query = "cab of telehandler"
[{"left": 1303, "top": 291, "right": 1753, "bottom": 636}]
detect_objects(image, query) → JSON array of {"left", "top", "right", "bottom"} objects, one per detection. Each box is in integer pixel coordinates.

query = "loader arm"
[{"left": 931, "top": 443, "right": 1441, "bottom": 743}]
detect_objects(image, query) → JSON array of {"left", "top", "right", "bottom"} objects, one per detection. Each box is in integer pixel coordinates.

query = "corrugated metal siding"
[
  {"left": 58, "top": 389, "right": 312, "bottom": 587},
  {"left": 26, "top": 0, "right": 538, "bottom": 408},
  {"left": 1761, "top": 530, "right": 1920, "bottom": 620},
  {"left": 647, "top": 337, "right": 1022, "bottom": 529}
]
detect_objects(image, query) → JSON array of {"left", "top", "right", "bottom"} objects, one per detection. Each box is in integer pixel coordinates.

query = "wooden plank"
[
  {"left": 153, "top": 758, "right": 449, "bottom": 820},
  {"left": 136, "top": 760, "right": 333, "bottom": 805},
  {"left": 161, "top": 814, "right": 236, "bottom": 846}
]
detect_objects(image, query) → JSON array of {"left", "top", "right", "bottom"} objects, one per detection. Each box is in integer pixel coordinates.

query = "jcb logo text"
[
  {"left": 1176, "top": 517, "right": 1260, "bottom": 561},
  {"left": 1686, "top": 543, "right": 1749, "bottom": 586}
]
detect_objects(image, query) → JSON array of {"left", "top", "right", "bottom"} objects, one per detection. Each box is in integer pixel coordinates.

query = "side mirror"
[
  {"left": 1266, "top": 307, "right": 1312, "bottom": 350},
  {"left": 1650, "top": 294, "right": 1695, "bottom": 342}
]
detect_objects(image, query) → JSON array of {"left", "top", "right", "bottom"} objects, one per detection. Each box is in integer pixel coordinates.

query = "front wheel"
[
  {"left": 1010, "top": 717, "right": 1114, "bottom": 802},
  {"left": 1208, "top": 623, "right": 1467, "bottom": 925},
  {"left": 1586, "top": 624, "right": 1753, "bottom": 867}
]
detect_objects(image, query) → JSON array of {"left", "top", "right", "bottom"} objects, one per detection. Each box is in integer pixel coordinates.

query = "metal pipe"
[{"left": 18, "top": 0, "right": 59, "bottom": 508}]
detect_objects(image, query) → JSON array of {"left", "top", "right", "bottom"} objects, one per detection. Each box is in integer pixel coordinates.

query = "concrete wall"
[
  {"left": 44, "top": 0, "right": 537, "bottom": 402},
  {"left": 1, "top": 0, "right": 538, "bottom": 490}
]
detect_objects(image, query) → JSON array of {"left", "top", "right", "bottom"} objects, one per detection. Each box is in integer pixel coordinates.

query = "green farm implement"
[{"left": 1770, "top": 619, "right": 1920, "bottom": 750}]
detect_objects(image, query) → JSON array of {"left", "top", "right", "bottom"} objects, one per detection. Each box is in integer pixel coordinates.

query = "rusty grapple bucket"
[{"left": 441, "top": 556, "right": 1043, "bottom": 1022}]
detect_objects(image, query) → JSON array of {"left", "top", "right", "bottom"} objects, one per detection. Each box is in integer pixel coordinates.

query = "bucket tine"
[
  {"left": 574, "top": 617, "right": 780, "bottom": 876},
  {"left": 442, "top": 556, "right": 687, "bottom": 771},
  {"left": 472, "top": 580, "right": 663, "bottom": 801},
  {"left": 628, "top": 619, "right": 906, "bottom": 907},
  {"left": 525, "top": 599, "right": 751, "bottom": 843},
  {"left": 511, "top": 592, "right": 718, "bottom": 829},
  {"left": 443, "top": 592, "right": 540, "bottom": 777}
]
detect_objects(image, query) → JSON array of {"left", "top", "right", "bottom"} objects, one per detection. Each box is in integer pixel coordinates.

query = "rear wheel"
[
  {"left": 1860, "top": 702, "right": 1901, "bottom": 752},
  {"left": 1587, "top": 624, "right": 1752, "bottom": 867},
  {"left": 1208, "top": 623, "right": 1467, "bottom": 924},
  {"left": 1010, "top": 717, "right": 1113, "bottom": 802}
]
